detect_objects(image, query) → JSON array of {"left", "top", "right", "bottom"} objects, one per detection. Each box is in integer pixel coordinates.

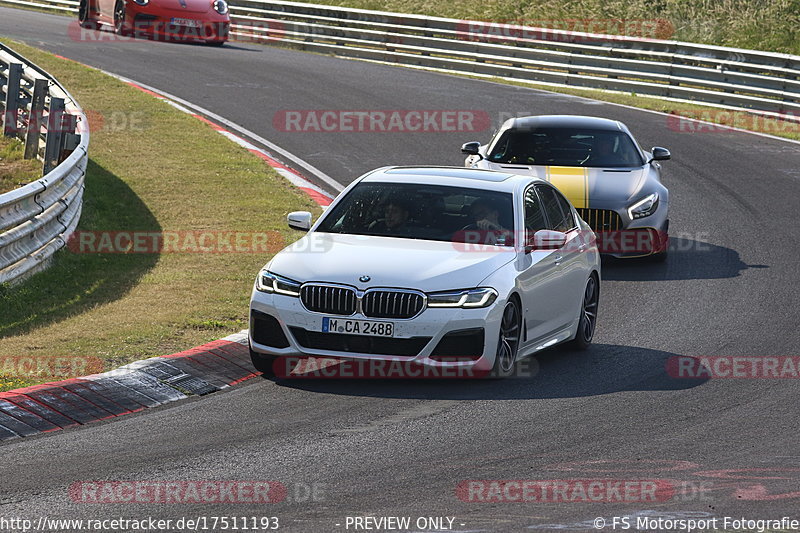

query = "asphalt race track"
[{"left": 2, "top": 7, "right": 800, "bottom": 532}]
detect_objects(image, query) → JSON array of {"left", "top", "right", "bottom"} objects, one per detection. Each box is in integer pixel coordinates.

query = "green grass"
[
  {"left": 309, "top": 0, "right": 800, "bottom": 55},
  {"left": 0, "top": 137, "right": 40, "bottom": 194},
  {"left": 0, "top": 40, "right": 321, "bottom": 391}
]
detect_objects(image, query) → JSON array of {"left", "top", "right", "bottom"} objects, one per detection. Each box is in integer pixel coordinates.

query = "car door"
[
  {"left": 517, "top": 184, "right": 566, "bottom": 346},
  {"left": 96, "top": 0, "right": 114, "bottom": 22},
  {"left": 536, "top": 184, "right": 591, "bottom": 329}
]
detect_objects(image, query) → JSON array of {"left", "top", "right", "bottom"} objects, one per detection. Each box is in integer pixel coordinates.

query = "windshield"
[
  {"left": 487, "top": 127, "right": 644, "bottom": 168},
  {"left": 316, "top": 182, "right": 516, "bottom": 246}
]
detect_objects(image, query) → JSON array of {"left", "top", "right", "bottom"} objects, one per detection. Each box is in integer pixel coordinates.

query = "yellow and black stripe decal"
[{"left": 545, "top": 166, "right": 590, "bottom": 208}]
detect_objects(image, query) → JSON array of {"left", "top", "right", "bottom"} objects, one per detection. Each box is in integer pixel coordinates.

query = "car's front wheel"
[
  {"left": 249, "top": 346, "right": 278, "bottom": 377},
  {"left": 114, "top": 0, "right": 130, "bottom": 35},
  {"left": 570, "top": 275, "right": 599, "bottom": 350},
  {"left": 78, "top": 0, "right": 97, "bottom": 29},
  {"left": 490, "top": 298, "right": 521, "bottom": 378}
]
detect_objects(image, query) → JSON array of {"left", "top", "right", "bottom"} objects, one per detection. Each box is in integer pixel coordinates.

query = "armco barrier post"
[
  {"left": 24, "top": 78, "right": 49, "bottom": 160},
  {"left": 59, "top": 113, "right": 78, "bottom": 163},
  {"left": 2, "top": 63, "right": 23, "bottom": 137},
  {"left": 43, "top": 96, "right": 65, "bottom": 174}
]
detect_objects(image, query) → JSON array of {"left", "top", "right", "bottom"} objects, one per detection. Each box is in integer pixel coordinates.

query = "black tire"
[
  {"left": 78, "top": 0, "right": 96, "bottom": 29},
  {"left": 114, "top": 0, "right": 130, "bottom": 35},
  {"left": 249, "top": 346, "right": 278, "bottom": 376},
  {"left": 570, "top": 274, "right": 599, "bottom": 350},
  {"left": 490, "top": 298, "right": 522, "bottom": 378}
]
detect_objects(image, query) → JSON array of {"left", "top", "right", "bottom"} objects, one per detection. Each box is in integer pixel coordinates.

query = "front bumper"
[
  {"left": 249, "top": 287, "right": 504, "bottom": 373},
  {"left": 127, "top": 6, "right": 230, "bottom": 41},
  {"left": 577, "top": 204, "right": 669, "bottom": 258}
]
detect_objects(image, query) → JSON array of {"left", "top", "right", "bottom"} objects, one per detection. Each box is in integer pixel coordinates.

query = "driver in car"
[
  {"left": 369, "top": 198, "right": 412, "bottom": 234},
  {"left": 588, "top": 135, "right": 618, "bottom": 165},
  {"left": 459, "top": 198, "right": 513, "bottom": 245},
  {"left": 466, "top": 198, "right": 505, "bottom": 231}
]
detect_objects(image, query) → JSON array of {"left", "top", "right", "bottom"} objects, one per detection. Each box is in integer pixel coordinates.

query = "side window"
[
  {"left": 536, "top": 185, "right": 574, "bottom": 233},
  {"left": 553, "top": 190, "right": 578, "bottom": 231},
  {"left": 524, "top": 186, "right": 547, "bottom": 232}
]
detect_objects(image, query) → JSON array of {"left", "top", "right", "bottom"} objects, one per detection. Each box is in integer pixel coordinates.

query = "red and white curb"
[
  {"left": 0, "top": 332, "right": 255, "bottom": 441},
  {"left": 0, "top": 58, "right": 339, "bottom": 442}
]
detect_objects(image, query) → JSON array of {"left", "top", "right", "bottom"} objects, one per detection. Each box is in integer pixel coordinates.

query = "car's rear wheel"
[
  {"left": 114, "top": 0, "right": 130, "bottom": 35},
  {"left": 570, "top": 275, "right": 599, "bottom": 350},
  {"left": 249, "top": 345, "right": 278, "bottom": 377},
  {"left": 78, "top": 0, "right": 97, "bottom": 29},
  {"left": 491, "top": 298, "right": 521, "bottom": 378}
]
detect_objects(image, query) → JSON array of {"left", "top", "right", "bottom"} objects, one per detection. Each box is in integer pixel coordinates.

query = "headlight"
[
  {"left": 427, "top": 288, "right": 498, "bottom": 308},
  {"left": 256, "top": 271, "right": 301, "bottom": 296},
  {"left": 213, "top": 0, "right": 228, "bottom": 14},
  {"left": 628, "top": 193, "right": 659, "bottom": 219},
  {"left": 132, "top": 0, "right": 149, "bottom": 6}
]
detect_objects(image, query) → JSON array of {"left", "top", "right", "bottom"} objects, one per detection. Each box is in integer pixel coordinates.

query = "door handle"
[{"left": 554, "top": 254, "right": 563, "bottom": 265}]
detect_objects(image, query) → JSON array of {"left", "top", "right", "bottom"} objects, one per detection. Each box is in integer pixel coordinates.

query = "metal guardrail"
[
  {"left": 0, "top": 43, "right": 88, "bottom": 285},
  {"left": 228, "top": 0, "right": 800, "bottom": 119},
  {"left": 6, "top": 0, "right": 800, "bottom": 120}
]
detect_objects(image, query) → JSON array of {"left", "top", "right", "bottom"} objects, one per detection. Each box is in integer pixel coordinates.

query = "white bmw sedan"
[{"left": 249, "top": 166, "right": 600, "bottom": 378}]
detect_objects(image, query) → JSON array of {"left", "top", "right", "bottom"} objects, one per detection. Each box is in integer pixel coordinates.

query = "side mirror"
[
  {"left": 287, "top": 211, "right": 313, "bottom": 231},
  {"left": 650, "top": 147, "right": 671, "bottom": 162},
  {"left": 461, "top": 141, "right": 483, "bottom": 160},
  {"left": 525, "top": 229, "right": 567, "bottom": 253}
]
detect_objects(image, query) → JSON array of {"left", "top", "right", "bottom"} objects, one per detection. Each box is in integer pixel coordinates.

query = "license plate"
[
  {"left": 322, "top": 317, "right": 394, "bottom": 337},
  {"left": 171, "top": 17, "right": 201, "bottom": 28}
]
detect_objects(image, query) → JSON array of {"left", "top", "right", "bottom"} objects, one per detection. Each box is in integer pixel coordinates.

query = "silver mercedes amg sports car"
[{"left": 462, "top": 115, "right": 670, "bottom": 259}]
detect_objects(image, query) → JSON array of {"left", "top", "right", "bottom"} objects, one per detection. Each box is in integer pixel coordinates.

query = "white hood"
[{"left": 268, "top": 233, "right": 516, "bottom": 292}]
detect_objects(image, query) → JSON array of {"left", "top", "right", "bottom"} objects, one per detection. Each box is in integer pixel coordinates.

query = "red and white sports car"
[{"left": 79, "top": 0, "right": 230, "bottom": 45}]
